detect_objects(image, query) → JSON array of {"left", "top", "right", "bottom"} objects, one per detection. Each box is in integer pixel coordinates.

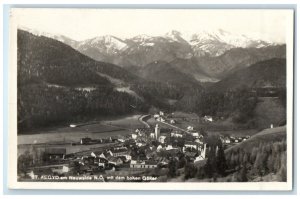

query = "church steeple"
[{"left": 155, "top": 124, "right": 160, "bottom": 140}]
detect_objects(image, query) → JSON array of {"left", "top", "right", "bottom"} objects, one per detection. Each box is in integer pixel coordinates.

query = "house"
[
  {"left": 118, "top": 139, "right": 125, "bottom": 143},
  {"left": 171, "top": 131, "right": 183, "bottom": 138},
  {"left": 150, "top": 132, "right": 155, "bottom": 139},
  {"left": 80, "top": 137, "right": 100, "bottom": 145},
  {"left": 33, "top": 164, "right": 70, "bottom": 175},
  {"left": 156, "top": 145, "right": 163, "bottom": 152},
  {"left": 224, "top": 137, "right": 231, "bottom": 144},
  {"left": 170, "top": 119, "right": 176, "bottom": 124},
  {"left": 191, "top": 132, "right": 199, "bottom": 137},
  {"left": 80, "top": 137, "right": 92, "bottom": 145},
  {"left": 108, "top": 157, "right": 124, "bottom": 166},
  {"left": 122, "top": 154, "right": 132, "bottom": 161},
  {"left": 187, "top": 126, "right": 194, "bottom": 131},
  {"left": 44, "top": 148, "right": 66, "bottom": 160},
  {"left": 94, "top": 157, "right": 108, "bottom": 168},
  {"left": 154, "top": 114, "right": 160, "bottom": 119},
  {"left": 82, "top": 156, "right": 95, "bottom": 165},
  {"left": 157, "top": 117, "right": 165, "bottom": 122},
  {"left": 194, "top": 144, "right": 207, "bottom": 162},
  {"left": 159, "top": 111, "right": 164, "bottom": 116},
  {"left": 194, "top": 138, "right": 203, "bottom": 144},
  {"left": 203, "top": 115, "right": 213, "bottom": 122},
  {"left": 183, "top": 141, "right": 204, "bottom": 152},
  {"left": 194, "top": 154, "right": 205, "bottom": 162},
  {"left": 157, "top": 157, "right": 169, "bottom": 167},
  {"left": 136, "top": 142, "right": 145, "bottom": 147},
  {"left": 110, "top": 148, "right": 129, "bottom": 157},
  {"left": 51, "top": 165, "right": 70, "bottom": 174},
  {"left": 91, "top": 151, "right": 106, "bottom": 158},
  {"left": 166, "top": 145, "right": 174, "bottom": 151},
  {"left": 131, "top": 133, "right": 138, "bottom": 140},
  {"left": 158, "top": 135, "right": 167, "bottom": 144},
  {"left": 130, "top": 160, "right": 158, "bottom": 169}
]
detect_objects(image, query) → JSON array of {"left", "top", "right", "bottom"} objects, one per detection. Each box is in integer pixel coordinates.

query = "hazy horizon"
[{"left": 11, "top": 8, "right": 289, "bottom": 43}]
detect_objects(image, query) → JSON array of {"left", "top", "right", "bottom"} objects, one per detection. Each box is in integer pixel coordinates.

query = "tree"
[
  {"left": 184, "top": 163, "right": 197, "bottom": 180},
  {"left": 196, "top": 166, "right": 205, "bottom": 179},
  {"left": 216, "top": 141, "right": 227, "bottom": 176},
  {"left": 17, "top": 150, "right": 33, "bottom": 175},
  {"left": 178, "top": 156, "right": 187, "bottom": 169},
  {"left": 167, "top": 158, "right": 178, "bottom": 178},
  {"left": 237, "top": 165, "right": 248, "bottom": 182},
  {"left": 279, "top": 164, "right": 287, "bottom": 182},
  {"left": 204, "top": 147, "right": 217, "bottom": 178}
]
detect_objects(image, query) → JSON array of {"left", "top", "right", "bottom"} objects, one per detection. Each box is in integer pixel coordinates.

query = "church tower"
[
  {"left": 201, "top": 143, "right": 207, "bottom": 159},
  {"left": 155, "top": 124, "right": 160, "bottom": 140}
]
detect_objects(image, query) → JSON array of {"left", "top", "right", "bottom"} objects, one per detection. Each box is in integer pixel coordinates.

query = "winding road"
[{"left": 138, "top": 115, "right": 151, "bottom": 128}]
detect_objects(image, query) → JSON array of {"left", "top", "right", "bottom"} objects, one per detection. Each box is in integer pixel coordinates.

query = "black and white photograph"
[{"left": 8, "top": 8, "right": 294, "bottom": 190}]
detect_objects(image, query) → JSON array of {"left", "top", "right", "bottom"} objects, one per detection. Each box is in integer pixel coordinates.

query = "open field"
[
  {"left": 226, "top": 126, "right": 286, "bottom": 152},
  {"left": 17, "top": 142, "right": 116, "bottom": 156},
  {"left": 18, "top": 114, "right": 144, "bottom": 145},
  {"left": 254, "top": 97, "right": 286, "bottom": 129}
]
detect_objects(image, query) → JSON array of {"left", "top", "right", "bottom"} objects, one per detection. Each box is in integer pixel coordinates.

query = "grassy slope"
[
  {"left": 254, "top": 97, "right": 286, "bottom": 129},
  {"left": 225, "top": 126, "right": 286, "bottom": 153}
]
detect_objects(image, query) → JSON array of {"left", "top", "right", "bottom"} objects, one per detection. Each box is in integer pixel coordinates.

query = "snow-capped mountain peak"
[{"left": 87, "top": 35, "right": 128, "bottom": 51}]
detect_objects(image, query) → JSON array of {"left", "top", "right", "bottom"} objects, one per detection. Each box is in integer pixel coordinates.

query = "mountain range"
[
  {"left": 211, "top": 58, "right": 286, "bottom": 91},
  {"left": 23, "top": 27, "right": 285, "bottom": 82},
  {"left": 17, "top": 29, "right": 286, "bottom": 131}
]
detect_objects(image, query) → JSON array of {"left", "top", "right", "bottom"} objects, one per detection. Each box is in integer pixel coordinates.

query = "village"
[{"left": 18, "top": 111, "right": 251, "bottom": 182}]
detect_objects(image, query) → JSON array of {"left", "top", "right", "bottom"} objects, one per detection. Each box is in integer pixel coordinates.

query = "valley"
[{"left": 16, "top": 28, "right": 287, "bottom": 183}]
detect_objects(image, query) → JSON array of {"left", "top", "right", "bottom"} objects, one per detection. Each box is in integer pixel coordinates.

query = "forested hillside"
[
  {"left": 17, "top": 30, "right": 201, "bottom": 131},
  {"left": 17, "top": 30, "right": 144, "bottom": 131},
  {"left": 211, "top": 58, "right": 286, "bottom": 91},
  {"left": 225, "top": 126, "right": 287, "bottom": 182}
]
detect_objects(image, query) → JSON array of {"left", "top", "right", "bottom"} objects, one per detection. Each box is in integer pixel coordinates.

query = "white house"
[
  {"left": 150, "top": 132, "right": 155, "bottom": 139},
  {"left": 130, "top": 160, "right": 158, "bottom": 169},
  {"left": 158, "top": 135, "right": 167, "bottom": 144},
  {"left": 171, "top": 132, "right": 183, "bottom": 138},
  {"left": 154, "top": 114, "right": 160, "bottom": 118},
  {"left": 191, "top": 132, "right": 199, "bottom": 137},
  {"left": 203, "top": 115, "right": 213, "bottom": 122},
  {"left": 194, "top": 144, "right": 207, "bottom": 163},
  {"left": 131, "top": 133, "right": 138, "bottom": 140},
  {"left": 187, "top": 126, "right": 194, "bottom": 131},
  {"left": 156, "top": 145, "right": 163, "bottom": 152},
  {"left": 166, "top": 145, "right": 174, "bottom": 151},
  {"left": 159, "top": 111, "right": 164, "bottom": 116},
  {"left": 118, "top": 139, "right": 125, "bottom": 143},
  {"left": 224, "top": 138, "right": 231, "bottom": 144},
  {"left": 194, "top": 138, "right": 203, "bottom": 144},
  {"left": 157, "top": 117, "right": 165, "bottom": 122}
]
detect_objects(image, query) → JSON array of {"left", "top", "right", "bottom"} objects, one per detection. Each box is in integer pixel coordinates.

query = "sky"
[{"left": 11, "top": 8, "right": 292, "bottom": 43}]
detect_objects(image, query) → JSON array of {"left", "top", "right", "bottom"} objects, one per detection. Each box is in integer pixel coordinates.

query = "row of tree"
[
  {"left": 225, "top": 139, "right": 287, "bottom": 182},
  {"left": 164, "top": 136, "right": 287, "bottom": 182},
  {"left": 18, "top": 84, "right": 146, "bottom": 131}
]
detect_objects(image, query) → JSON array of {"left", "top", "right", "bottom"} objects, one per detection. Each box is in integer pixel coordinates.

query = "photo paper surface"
[{"left": 8, "top": 8, "right": 294, "bottom": 190}]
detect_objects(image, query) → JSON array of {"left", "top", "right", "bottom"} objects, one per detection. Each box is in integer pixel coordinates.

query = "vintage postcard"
[{"left": 8, "top": 8, "right": 294, "bottom": 190}]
